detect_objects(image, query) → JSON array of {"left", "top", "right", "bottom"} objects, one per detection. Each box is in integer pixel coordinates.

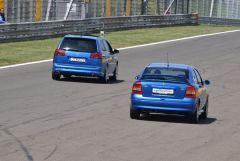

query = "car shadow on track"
[
  {"left": 60, "top": 76, "right": 125, "bottom": 84},
  {"left": 139, "top": 114, "right": 217, "bottom": 124}
]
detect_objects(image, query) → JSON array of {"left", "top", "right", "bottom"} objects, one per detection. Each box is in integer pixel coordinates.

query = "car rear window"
[
  {"left": 60, "top": 38, "right": 97, "bottom": 52},
  {"left": 141, "top": 67, "right": 189, "bottom": 82}
]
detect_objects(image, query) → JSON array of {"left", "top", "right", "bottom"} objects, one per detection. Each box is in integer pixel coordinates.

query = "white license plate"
[
  {"left": 70, "top": 58, "right": 86, "bottom": 62},
  {"left": 152, "top": 88, "right": 174, "bottom": 95}
]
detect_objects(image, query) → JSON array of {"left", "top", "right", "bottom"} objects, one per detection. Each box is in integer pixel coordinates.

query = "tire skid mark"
[
  {"left": 2, "top": 91, "right": 129, "bottom": 141},
  {"left": 43, "top": 145, "right": 57, "bottom": 160},
  {"left": 2, "top": 128, "right": 34, "bottom": 161},
  {"left": 0, "top": 88, "right": 129, "bottom": 132}
]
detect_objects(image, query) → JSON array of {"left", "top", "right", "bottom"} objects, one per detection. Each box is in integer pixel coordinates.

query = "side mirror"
[
  {"left": 204, "top": 80, "right": 210, "bottom": 85},
  {"left": 113, "top": 49, "right": 119, "bottom": 54},
  {"left": 135, "top": 75, "right": 140, "bottom": 80}
]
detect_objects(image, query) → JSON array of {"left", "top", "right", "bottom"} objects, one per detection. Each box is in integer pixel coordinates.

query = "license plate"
[
  {"left": 70, "top": 58, "right": 86, "bottom": 62},
  {"left": 152, "top": 88, "right": 174, "bottom": 95}
]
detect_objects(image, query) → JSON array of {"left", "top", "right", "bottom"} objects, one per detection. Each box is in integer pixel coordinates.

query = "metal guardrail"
[
  {"left": 200, "top": 17, "right": 240, "bottom": 25},
  {"left": 0, "top": 14, "right": 198, "bottom": 43}
]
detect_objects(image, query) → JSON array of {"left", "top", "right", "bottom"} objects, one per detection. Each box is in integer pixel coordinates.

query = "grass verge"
[{"left": 0, "top": 24, "right": 239, "bottom": 67}]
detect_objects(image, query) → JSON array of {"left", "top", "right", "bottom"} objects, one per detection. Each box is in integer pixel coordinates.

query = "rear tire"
[
  {"left": 189, "top": 104, "right": 199, "bottom": 124},
  {"left": 63, "top": 74, "right": 71, "bottom": 78},
  {"left": 130, "top": 108, "right": 140, "bottom": 120},
  {"left": 110, "top": 65, "right": 118, "bottom": 81},
  {"left": 200, "top": 100, "right": 208, "bottom": 119},
  {"left": 52, "top": 72, "right": 61, "bottom": 80},
  {"left": 100, "top": 67, "right": 108, "bottom": 83}
]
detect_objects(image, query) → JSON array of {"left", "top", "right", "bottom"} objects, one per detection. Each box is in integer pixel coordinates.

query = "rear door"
[
  {"left": 102, "top": 40, "right": 115, "bottom": 73},
  {"left": 56, "top": 37, "right": 101, "bottom": 67},
  {"left": 193, "top": 68, "right": 207, "bottom": 108}
]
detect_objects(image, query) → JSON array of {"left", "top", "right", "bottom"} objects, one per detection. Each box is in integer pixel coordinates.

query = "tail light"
[
  {"left": 90, "top": 52, "right": 102, "bottom": 58},
  {"left": 54, "top": 49, "right": 65, "bottom": 56},
  {"left": 185, "top": 85, "right": 197, "bottom": 98},
  {"left": 132, "top": 82, "right": 142, "bottom": 94}
]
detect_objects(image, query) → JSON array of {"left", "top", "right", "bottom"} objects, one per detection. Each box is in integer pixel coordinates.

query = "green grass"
[{"left": 0, "top": 24, "right": 239, "bottom": 66}]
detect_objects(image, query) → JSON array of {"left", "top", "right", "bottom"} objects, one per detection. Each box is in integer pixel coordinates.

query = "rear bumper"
[
  {"left": 131, "top": 94, "right": 196, "bottom": 114},
  {"left": 53, "top": 63, "right": 103, "bottom": 77}
]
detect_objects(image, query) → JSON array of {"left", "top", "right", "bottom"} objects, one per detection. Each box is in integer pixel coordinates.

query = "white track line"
[
  {"left": 1, "top": 29, "right": 240, "bottom": 70},
  {"left": 0, "top": 59, "right": 53, "bottom": 70}
]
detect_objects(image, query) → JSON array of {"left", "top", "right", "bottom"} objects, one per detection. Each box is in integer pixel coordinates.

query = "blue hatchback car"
[
  {"left": 52, "top": 35, "right": 119, "bottom": 83},
  {"left": 130, "top": 63, "right": 210, "bottom": 123}
]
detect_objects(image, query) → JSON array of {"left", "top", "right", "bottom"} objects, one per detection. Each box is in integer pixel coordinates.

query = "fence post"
[
  {"left": 101, "top": 0, "right": 105, "bottom": 17},
  {"left": 141, "top": 0, "right": 147, "bottom": 15},
  {"left": 64, "top": 0, "right": 74, "bottom": 20},
  {"left": 46, "top": 0, "right": 53, "bottom": 21},
  {"left": 36, "top": 0, "right": 41, "bottom": 21},
  {"left": 122, "top": 0, "right": 126, "bottom": 16},
  {"left": 93, "top": 0, "right": 97, "bottom": 17},
  {"left": 0, "top": 0, "right": 4, "bottom": 9},
  {"left": 115, "top": 0, "right": 118, "bottom": 16},
  {"left": 105, "top": 0, "right": 110, "bottom": 16},
  {"left": 126, "top": 0, "right": 130, "bottom": 16},
  {"left": 210, "top": 0, "right": 214, "bottom": 17},
  {"left": 81, "top": 1, "right": 86, "bottom": 19}
]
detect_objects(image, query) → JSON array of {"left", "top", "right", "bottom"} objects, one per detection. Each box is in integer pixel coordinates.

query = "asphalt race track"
[{"left": 1, "top": 31, "right": 240, "bottom": 161}]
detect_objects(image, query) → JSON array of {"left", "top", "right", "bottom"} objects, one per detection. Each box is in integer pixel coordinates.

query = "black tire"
[
  {"left": 189, "top": 104, "right": 199, "bottom": 124},
  {"left": 200, "top": 100, "right": 208, "bottom": 119},
  {"left": 63, "top": 74, "right": 71, "bottom": 78},
  {"left": 52, "top": 72, "right": 61, "bottom": 80},
  {"left": 141, "top": 112, "right": 150, "bottom": 118},
  {"left": 110, "top": 65, "right": 118, "bottom": 81},
  {"left": 130, "top": 108, "right": 140, "bottom": 119},
  {"left": 100, "top": 67, "right": 108, "bottom": 83}
]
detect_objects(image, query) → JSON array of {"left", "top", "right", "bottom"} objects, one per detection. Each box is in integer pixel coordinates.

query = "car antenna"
[{"left": 167, "top": 52, "right": 170, "bottom": 68}]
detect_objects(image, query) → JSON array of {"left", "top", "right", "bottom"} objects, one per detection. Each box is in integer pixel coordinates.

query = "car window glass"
[
  {"left": 193, "top": 69, "right": 203, "bottom": 85},
  {"left": 142, "top": 67, "right": 189, "bottom": 83},
  {"left": 143, "top": 67, "right": 188, "bottom": 77},
  {"left": 192, "top": 70, "right": 198, "bottom": 84},
  {"left": 106, "top": 40, "right": 113, "bottom": 52},
  {"left": 60, "top": 38, "right": 97, "bottom": 52},
  {"left": 103, "top": 40, "right": 110, "bottom": 52},
  {"left": 100, "top": 40, "right": 106, "bottom": 51}
]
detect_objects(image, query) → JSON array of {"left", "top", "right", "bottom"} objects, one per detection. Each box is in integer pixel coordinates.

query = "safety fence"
[
  {"left": 1, "top": 0, "right": 240, "bottom": 23},
  {"left": 0, "top": 14, "right": 198, "bottom": 42}
]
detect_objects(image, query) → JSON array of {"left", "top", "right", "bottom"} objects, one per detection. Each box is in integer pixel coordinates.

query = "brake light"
[
  {"left": 54, "top": 49, "right": 65, "bottom": 56},
  {"left": 132, "top": 82, "right": 142, "bottom": 94},
  {"left": 185, "top": 85, "right": 196, "bottom": 98},
  {"left": 90, "top": 52, "right": 102, "bottom": 58}
]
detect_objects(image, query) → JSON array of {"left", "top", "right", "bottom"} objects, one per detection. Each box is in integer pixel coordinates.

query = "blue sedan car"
[
  {"left": 130, "top": 63, "right": 210, "bottom": 123},
  {"left": 52, "top": 35, "right": 119, "bottom": 83}
]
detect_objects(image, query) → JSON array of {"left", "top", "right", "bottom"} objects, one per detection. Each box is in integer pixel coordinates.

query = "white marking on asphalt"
[
  {"left": 0, "top": 59, "right": 53, "bottom": 69},
  {"left": 1, "top": 29, "right": 240, "bottom": 70},
  {"left": 118, "top": 30, "right": 240, "bottom": 50}
]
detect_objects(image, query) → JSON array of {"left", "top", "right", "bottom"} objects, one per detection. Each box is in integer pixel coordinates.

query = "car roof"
[
  {"left": 64, "top": 35, "right": 100, "bottom": 40},
  {"left": 147, "top": 63, "right": 193, "bottom": 70}
]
